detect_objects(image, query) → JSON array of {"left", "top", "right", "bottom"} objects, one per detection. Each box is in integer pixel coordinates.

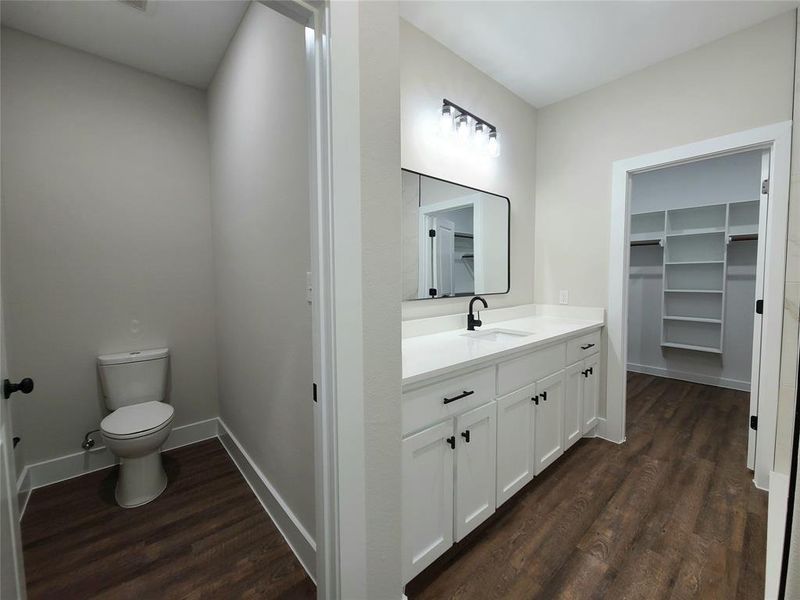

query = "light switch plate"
[{"left": 559, "top": 290, "right": 569, "bottom": 305}]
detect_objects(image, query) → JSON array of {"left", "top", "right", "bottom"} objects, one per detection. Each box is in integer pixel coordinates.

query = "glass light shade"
[
  {"left": 439, "top": 104, "right": 455, "bottom": 135},
  {"left": 487, "top": 131, "right": 500, "bottom": 157},
  {"left": 473, "top": 122, "right": 489, "bottom": 150},
  {"left": 456, "top": 115, "right": 471, "bottom": 143}
]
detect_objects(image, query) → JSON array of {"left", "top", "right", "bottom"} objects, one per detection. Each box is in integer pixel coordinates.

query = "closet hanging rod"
[
  {"left": 728, "top": 234, "right": 758, "bottom": 242},
  {"left": 631, "top": 239, "right": 663, "bottom": 247}
]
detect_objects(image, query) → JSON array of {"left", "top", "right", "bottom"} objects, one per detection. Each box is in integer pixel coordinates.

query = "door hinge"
[
  {"left": 312, "top": 382, "right": 317, "bottom": 403},
  {"left": 756, "top": 299, "right": 763, "bottom": 315},
  {"left": 429, "top": 229, "right": 436, "bottom": 238},
  {"left": 750, "top": 415, "right": 758, "bottom": 430},
  {"left": 762, "top": 178, "right": 769, "bottom": 195}
]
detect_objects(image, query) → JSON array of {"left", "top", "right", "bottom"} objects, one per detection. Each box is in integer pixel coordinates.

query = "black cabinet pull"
[
  {"left": 461, "top": 430, "right": 470, "bottom": 443},
  {"left": 580, "top": 343, "right": 595, "bottom": 350},
  {"left": 532, "top": 395, "right": 539, "bottom": 405},
  {"left": 3, "top": 377, "right": 33, "bottom": 400},
  {"left": 541, "top": 391, "right": 548, "bottom": 401},
  {"left": 446, "top": 435, "right": 456, "bottom": 449},
  {"left": 588, "top": 367, "right": 593, "bottom": 375},
  {"left": 443, "top": 390, "right": 474, "bottom": 404},
  {"left": 582, "top": 369, "right": 589, "bottom": 378}
]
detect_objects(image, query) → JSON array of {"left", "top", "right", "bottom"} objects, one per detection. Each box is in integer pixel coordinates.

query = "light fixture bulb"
[
  {"left": 439, "top": 104, "right": 454, "bottom": 135},
  {"left": 487, "top": 130, "right": 500, "bottom": 157},
  {"left": 456, "top": 115, "right": 471, "bottom": 143},
  {"left": 474, "top": 122, "right": 489, "bottom": 150}
]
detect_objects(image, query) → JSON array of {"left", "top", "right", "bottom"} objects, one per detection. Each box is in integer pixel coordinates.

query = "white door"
[
  {"left": 454, "top": 402, "right": 496, "bottom": 541},
  {"left": 582, "top": 354, "right": 600, "bottom": 433},
  {"left": 434, "top": 218, "right": 455, "bottom": 297},
  {"left": 534, "top": 370, "right": 565, "bottom": 475},
  {"left": 401, "top": 420, "right": 454, "bottom": 584},
  {"left": 0, "top": 318, "right": 26, "bottom": 596},
  {"left": 564, "top": 362, "right": 583, "bottom": 450},
  {"left": 496, "top": 385, "right": 535, "bottom": 506},
  {"left": 747, "top": 149, "right": 770, "bottom": 470}
]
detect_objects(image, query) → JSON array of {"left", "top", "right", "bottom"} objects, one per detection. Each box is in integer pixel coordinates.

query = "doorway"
[{"left": 606, "top": 122, "right": 792, "bottom": 491}]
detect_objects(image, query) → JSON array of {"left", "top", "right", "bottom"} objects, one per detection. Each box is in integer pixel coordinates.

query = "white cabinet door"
[
  {"left": 564, "top": 362, "right": 583, "bottom": 450},
  {"left": 402, "top": 420, "right": 455, "bottom": 583},
  {"left": 582, "top": 353, "right": 600, "bottom": 433},
  {"left": 496, "top": 384, "right": 535, "bottom": 506},
  {"left": 534, "top": 370, "right": 565, "bottom": 475},
  {"left": 454, "top": 402, "right": 497, "bottom": 541}
]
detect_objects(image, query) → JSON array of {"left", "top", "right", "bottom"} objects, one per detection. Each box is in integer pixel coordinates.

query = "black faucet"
[{"left": 467, "top": 296, "right": 488, "bottom": 331}]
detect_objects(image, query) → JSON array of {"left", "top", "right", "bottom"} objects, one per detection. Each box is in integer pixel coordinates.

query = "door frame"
[{"left": 606, "top": 121, "right": 792, "bottom": 491}]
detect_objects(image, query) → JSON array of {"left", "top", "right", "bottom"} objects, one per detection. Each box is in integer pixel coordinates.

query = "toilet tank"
[{"left": 97, "top": 348, "right": 169, "bottom": 410}]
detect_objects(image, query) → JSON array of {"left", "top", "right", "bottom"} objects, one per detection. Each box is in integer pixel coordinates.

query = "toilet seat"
[{"left": 101, "top": 401, "right": 174, "bottom": 440}]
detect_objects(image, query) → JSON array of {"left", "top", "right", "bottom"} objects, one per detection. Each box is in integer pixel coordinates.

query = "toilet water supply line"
[{"left": 82, "top": 429, "right": 100, "bottom": 450}]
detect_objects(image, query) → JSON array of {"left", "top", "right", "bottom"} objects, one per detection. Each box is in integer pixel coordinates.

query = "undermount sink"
[{"left": 460, "top": 328, "right": 534, "bottom": 342}]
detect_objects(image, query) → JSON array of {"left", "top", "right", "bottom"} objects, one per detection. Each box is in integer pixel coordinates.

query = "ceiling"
[
  {"left": 400, "top": 1, "right": 798, "bottom": 108},
  {"left": 0, "top": 0, "right": 249, "bottom": 89}
]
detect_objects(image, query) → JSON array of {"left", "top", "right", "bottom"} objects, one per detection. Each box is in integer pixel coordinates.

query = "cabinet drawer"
[
  {"left": 566, "top": 330, "right": 600, "bottom": 365},
  {"left": 402, "top": 367, "right": 495, "bottom": 436},
  {"left": 497, "top": 343, "right": 565, "bottom": 397}
]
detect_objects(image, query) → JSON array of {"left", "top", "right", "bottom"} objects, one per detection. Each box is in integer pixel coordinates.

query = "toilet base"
[{"left": 115, "top": 451, "right": 168, "bottom": 508}]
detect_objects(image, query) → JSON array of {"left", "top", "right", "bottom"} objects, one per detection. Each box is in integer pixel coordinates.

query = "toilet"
[{"left": 98, "top": 348, "right": 174, "bottom": 508}]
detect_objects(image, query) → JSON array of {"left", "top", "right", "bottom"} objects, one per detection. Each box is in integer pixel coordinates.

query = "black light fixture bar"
[{"left": 443, "top": 98, "right": 496, "bottom": 132}]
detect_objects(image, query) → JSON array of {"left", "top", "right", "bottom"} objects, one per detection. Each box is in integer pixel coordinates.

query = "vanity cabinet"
[
  {"left": 533, "top": 370, "right": 565, "bottom": 474},
  {"left": 496, "top": 384, "right": 535, "bottom": 506},
  {"left": 402, "top": 326, "right": 603, "bottom": 584}
]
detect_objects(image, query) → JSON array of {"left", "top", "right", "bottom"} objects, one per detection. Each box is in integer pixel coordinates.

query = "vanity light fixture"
[{"left": 440, "top": 99, "right": 500, "bottom": 157}]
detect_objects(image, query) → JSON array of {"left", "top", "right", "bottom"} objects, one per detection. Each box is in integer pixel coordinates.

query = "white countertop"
[{"left": 402, "top": 314, "right": 603, "bottom": 387}]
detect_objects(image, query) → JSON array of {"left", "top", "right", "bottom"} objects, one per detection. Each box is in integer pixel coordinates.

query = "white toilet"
[{"left": 98, "top": 348, "right": 174, "bottom": 508}]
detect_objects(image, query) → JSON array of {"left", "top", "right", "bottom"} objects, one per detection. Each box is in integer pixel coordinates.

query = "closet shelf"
[
  {"left": 663, "top": 316, "right": 722, "bottom": 324},
  {"left": 664, "top": 289, "right": 723, "bottom": 294},
  {"left": 661, "top": 342, "right": 723, "bottom": 354},
  {"left": 665, "top": 260, "right": 724, "bottom": 266},
  {"left": 665, "top": 228, "right": 726, "bottom": 237}
]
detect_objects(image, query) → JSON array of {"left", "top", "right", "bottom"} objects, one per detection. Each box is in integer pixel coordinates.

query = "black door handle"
[
  {"left": 541, "top": 391, "right": 547, "bottom": 401},
  {"left": 4, "top": 378, "right": 33, "bottom": 400},
  {"left": 532, "top": 395, "right": 539, "bottom": 405},
  {"left": 461, "top": 430, "right": 470, "bottom": 443},
  {"left": 580, "top": 343, "right": 595, "bottom": 350},
  {"left": 443, "top": 390, "right": 474, "bottom": 404},
  {"left": 446, "top": 435, "right": 456, "bottom": 449},
  {"left": 582, "top": 369, "right": 589, "bottom": 378},
  {"left": 588, "top": 367, "right": 593, "bottom": 375}
]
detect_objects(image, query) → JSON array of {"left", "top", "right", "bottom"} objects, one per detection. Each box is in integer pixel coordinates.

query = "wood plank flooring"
[
  {"left": 21, "top": 438, "right": 315, "bottom": 600},
  {"left": 406, "top": 373, "right": 768, "bottom": 600}
]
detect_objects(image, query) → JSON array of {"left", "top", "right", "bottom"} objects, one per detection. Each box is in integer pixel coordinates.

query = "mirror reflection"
[{"left": 402, "top": 170, "right": 510, "bottom": 300}]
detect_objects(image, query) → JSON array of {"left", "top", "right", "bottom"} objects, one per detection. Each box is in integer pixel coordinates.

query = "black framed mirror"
[{"left": 402, "top": 169, "right": 510, "bottom": 300}]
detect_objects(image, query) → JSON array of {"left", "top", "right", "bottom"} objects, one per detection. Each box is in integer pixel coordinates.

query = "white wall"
[
  {"left": 627, "top": 151, "right": 761, "bottom": 389},
  {"left": 400, "top": 19, "right": 536, "bottom": 320},
  {"left": 535, "top": 13, "right": 795, "bottom": 415},
  {"left": 208, "top": 3, "right": 314, "bottom": 538},
  {"left": 1, "top": 28, "right": 218, "bottom": 465}
]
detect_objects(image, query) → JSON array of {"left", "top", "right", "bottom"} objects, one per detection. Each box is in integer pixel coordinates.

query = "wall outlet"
[{"left": 559, "top": 290, "right": 569, "bottom": 305}]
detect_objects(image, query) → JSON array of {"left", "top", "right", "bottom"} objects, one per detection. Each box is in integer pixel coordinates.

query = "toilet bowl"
[
  {"left": 101, "top": 401, "right": 174, "bottom": 507},
  {"left": 97, "top": 348, "right": 173, "bottom": 508}
]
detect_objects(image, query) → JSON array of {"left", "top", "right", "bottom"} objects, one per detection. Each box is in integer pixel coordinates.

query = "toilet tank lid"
[{"left": 97, "top": 348, "right": 169, "bottom": 366}]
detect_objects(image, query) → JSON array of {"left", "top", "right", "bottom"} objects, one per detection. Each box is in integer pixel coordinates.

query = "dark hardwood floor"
[
  {"left": 21, "top": 438, "right": 315, "bottom": 600},
  {"left": 406, "top": 373, "right": 768, "bottom": 600}
]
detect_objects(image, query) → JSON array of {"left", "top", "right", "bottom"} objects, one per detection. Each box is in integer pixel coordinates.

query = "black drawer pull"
[
  {"left": 580, "top": 343, "right": 595, "bottom": 350},
  {"left": 443, "top": 390, "right": 474, "bottom": 404},
  {"left": 461, "top": 430, "right": 470, "bottom": 443},
  {"left": 582, "top": 369, "right": 589, "bottom": 377},
  {"left": 446, "top": 435, "right": 456, "bottom": 449},
  {"left": 541, "top": 391, "right": 548, "bottom": 401},
  {"left": 532, "top": 395, "right": 539, "bottom": 405}
]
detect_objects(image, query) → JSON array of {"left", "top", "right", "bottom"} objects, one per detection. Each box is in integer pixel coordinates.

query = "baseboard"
[
  {"left": 16, "top": 467, "right": 31, "bottom": 519},
  {"left": 765, "top": 470, "right": 789, "bottom": 599},
  {"left": 627, "top": 363, "right": 750, "bottom": 392},
  {"left": 19, "top": 417, "right": 219, "bottom": 494},
  {"left": 217, "top": 418, "right": 316, "bottom": 583}
]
